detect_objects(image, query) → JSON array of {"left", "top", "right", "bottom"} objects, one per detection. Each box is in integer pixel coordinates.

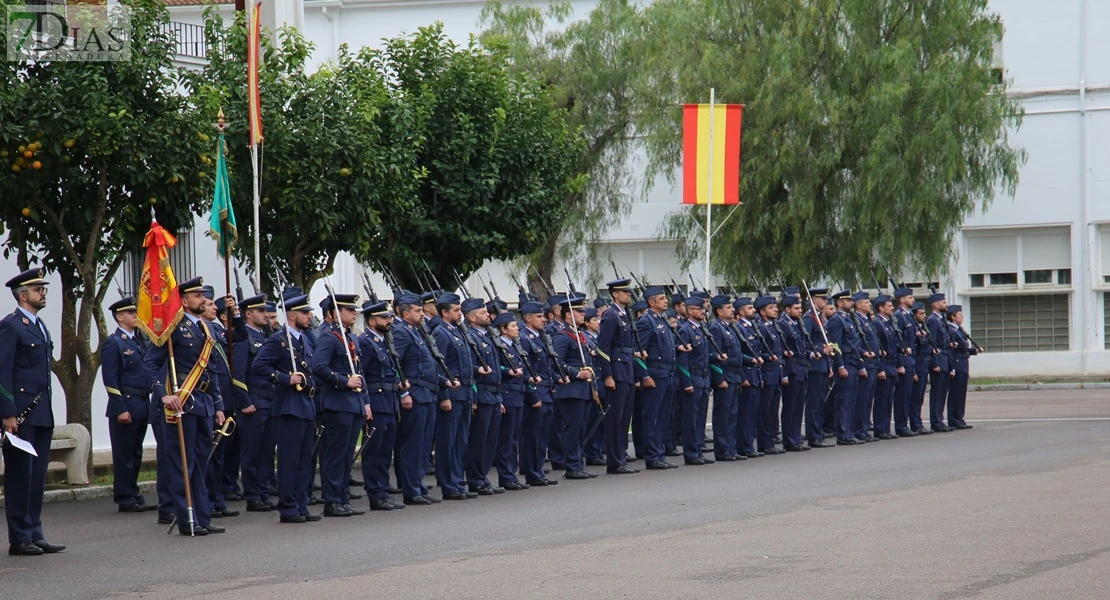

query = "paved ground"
[{"left": 2, "top": 389, "right": 1108, "bottom": 600}]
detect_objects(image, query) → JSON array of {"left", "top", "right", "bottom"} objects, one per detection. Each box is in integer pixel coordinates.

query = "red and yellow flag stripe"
[
  {"left": 247, "top": 0, "right": 263, "bottom": 146},
  {"left": 682, "top": 104, "right": 742, "bottom": 205}
]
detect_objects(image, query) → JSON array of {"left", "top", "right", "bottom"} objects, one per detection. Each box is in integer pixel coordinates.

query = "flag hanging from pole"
[
  {"left": 682, "top": 103, "right": 742, "bottom": 205},
  {"left": 208, "top": 133, "right": 237, "bottom": 259},
  {"left": 136, "top": 219, "right": 184, "bottom": 347},
  {"left": 247, "top": 0, "right": 264, "bottom": 146}
]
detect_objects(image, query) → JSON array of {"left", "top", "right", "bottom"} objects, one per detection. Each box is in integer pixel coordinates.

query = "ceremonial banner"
[
  {"left": 208, "top": 133, "right": 237, "bottom": 259},
  {"left": 247, "top": 0, "right": 263, "bottom": 146},
  {"left": 682, "top": 103, "right": 742, "bottom": 205},
  {"left": 136, "top": 219, "right": 184, "bottom": 347}
]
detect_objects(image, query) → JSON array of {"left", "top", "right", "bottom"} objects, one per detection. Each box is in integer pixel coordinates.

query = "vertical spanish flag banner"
[
  {"left": 247, "top": 0, "right": 263, "bottom": 147},
  {"left": 682, "top": 103, "right": 742, "bottom": 205},
  {"left": 136, "top": 219, "right": 184, "bottom": 347}
]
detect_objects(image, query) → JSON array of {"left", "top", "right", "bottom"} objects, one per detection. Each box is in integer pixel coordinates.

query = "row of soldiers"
[{"left": 0, "top": 265, "right": 982, "bottom": 551}]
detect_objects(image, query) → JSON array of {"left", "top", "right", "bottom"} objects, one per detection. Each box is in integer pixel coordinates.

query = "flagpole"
[
  {"left": 216, "top": 112, "right": 235, "bottom": 408},
  {"left": 704, "top": 88, "right": 714, "bottom": 294},
  {"left": 251, "top": 143, "right": 261, "bottom": 291},
  {"left": 248, "top": 0, "right": 262, "bottom": 291}
]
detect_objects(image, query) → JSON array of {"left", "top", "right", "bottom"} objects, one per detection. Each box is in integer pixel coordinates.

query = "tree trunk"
[
  {"left": 527, "top": 230, "right": 560, "bottom": 301},
  {"left": 51, "top": 279, "right": 102, "bottom": 484}
]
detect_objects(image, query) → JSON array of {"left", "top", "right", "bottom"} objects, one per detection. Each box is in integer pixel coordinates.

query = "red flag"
[
  {"left": 247, "top": 0, "right": 263, "bottom": 147},
  {"left": 136, "top": 219, "right": 184, "bottom": 347},
  {"left": 682, "top": 103, "right": 742, "bottom": 205}
]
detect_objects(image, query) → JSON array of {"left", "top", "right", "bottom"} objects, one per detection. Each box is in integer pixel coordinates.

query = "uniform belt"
[
  {"left": 120, "top": 385, "right": 150, "bottom": 397},
  {"left": 476, "top": 383, "right": 500, "bottom": 393},
  {"left": 613, "top": 347, "right": 635, "bottom": 355},
  {"left": 368, "top": 381, "right": 396, "bottom": 392},
  {"left": 689, "top": 368, "right": 709, "bottom": 377},
  {"left": 410, "top": 378, "right": 437, "bottom": 392},
  {"left": 457, "top": 378, "right": 475, "bottom": 386},
  {"left": 647, "top": 361, "right": 674, "bottom": 370}
]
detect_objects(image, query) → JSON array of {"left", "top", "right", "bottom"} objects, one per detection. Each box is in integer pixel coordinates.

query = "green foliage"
[
  {"left": 639, "top": 0, "right": 1025, "bottom": 283},
  {"left": 0, "top": 0, "right": 212, "bottom": 438}
]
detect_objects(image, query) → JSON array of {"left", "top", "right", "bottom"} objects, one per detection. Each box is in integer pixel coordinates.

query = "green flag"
[{"left": 208, "top": 134, "right": 237, "bottom": 259}]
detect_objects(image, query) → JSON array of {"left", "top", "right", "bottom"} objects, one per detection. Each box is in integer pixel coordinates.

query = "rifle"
[
  {"left": 273, "top": 266, "right": 307, "bottom": 393},
  {"left": 361, "top": 269, "right": 408, "bottom": 385},
  {"left": 384, "top": 264, "right": 454, "bottom": 381},
  {"left": 688, "top": 273, "right": 699, "bottom": 294},
  {"left": 625, "top": 267, "right": 691, "bottom": 352},
  {"left": 422, "top": 259, "right": 443, "bottom": 297},
  {"left": 320, "top": 271, "right": 363, "bottom": 393},
  {"left": 872, "top": 268, "right": 909, "bottom": 354},
  {"left": 452, "top": 271, "right": 493, "bottom": 372},
  {"left": 741, "top": 272, "right": 777, "bottom": 358},
  {"left": 531, "top": 265, "right": 557, "bottom": 297},
  {"left": 801, "top": 279, "right": 836, "bottom": 353},
  {"left": 232, "top": 262, "right": 245, "bottom": 302},
  {"left": 487, "top": 274, "right": 503, "bottom": 304},
  {"left": 561, "top": 272, "right": 599, "bottom": 404}
]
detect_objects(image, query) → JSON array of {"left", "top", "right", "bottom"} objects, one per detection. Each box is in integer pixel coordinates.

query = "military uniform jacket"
[
  {"left": 914, "top": 317, "right": 933, "bottom": 373},
  {"left": 756, "top": 319, "right": 786, "bottom": 383},
  {"left": 635, "top": 311, "right": 677, "bottom": 380},
  {"left": 432, "top": 320, "right": 476, "bottom": 402},
  {"left": 498, "top": 336, "right": 528, "bottom": 408},
  {"left": 101, "top": 327, "right": 151, "bottom": 420},
  {"left": 311, "top": 323, "right": 368, "bottom": 414},
  {"left": 803, "top": 311, "right": 838, "bottom": 373},
  {"left": 893, "top": 308, "right": 916, "bottom": 370},
  {"left": 677, "top": 320, "right": 710, "bottom": 390},
  {"left": 207, "top": 320, "right": 234, "bottom": 412},
  {"left": 874, "top": 315, "right": 901, "bottom": 372},
  {"left": 251, "top": 326, "right": 317, "bottom": 420},
  {"left": 393, "top": 320, "right": 445, "bottom": 404},
  {"left": 854, "top": 313, "right": 879, "bottom": 370},
  {"left": 521, "top": 326, "right": 556, "bottom": 401},
  {"left": 707, "top": 320, "right": 743, "bottom": 385},
  {"left": 947, "top": 324, "right": 978, "bottom": 374},
  {"left": 826, "top": 311, "right": 863, "bottom": 368},
  {"left": 733, "top": 320, "right": 764, "bottom": 387},
  {"left": 596, "top": 305, "right": 636, "bottom": 384},
  {"left": 926, "top": 313, "right": 951, "bottom": 372},
  {"left": 359, "top": 330, "right": 400, "bottom": 415},
  {"left": 777, "top": 316, "right": 810, "bottom": 382},
  {"left": 470, "top": 328, "right": 502, "bottom": 404},
  {"left": 552, "top": 328, "right": 594, "bottom": 401},
  {"left": 232, "top": 325, "right": 270, "bottom": 411},
  {"left": 147, "top": 315, "right": 223, "bottom": 417}
]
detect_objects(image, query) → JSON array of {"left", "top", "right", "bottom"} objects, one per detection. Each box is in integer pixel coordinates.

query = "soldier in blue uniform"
[
  {"left": 358, "top": 300, "right": 407, "bottom": 510},
  {"left": 635, "top": 286, "right": 683, "bottom": 470},
  {"left": 802, "top": 289, "right": 836, "bottom": 449},
  {"left": 518, "top": 301, "right": 561, "bottom": 486},
  {"left": 203, "top": 289, "right": 240, "bottom": 519},
  {"left": 552, "top": 295, "right": 599, "bottom": 479},
  {"left": 891, "top": 288, "right": 920, "bottom": 437},
  {"left": 910, "top": 302, "right": 934, "bottom": 435},
  {"left": 677, "top": 296, "right": 714, "bottom": 465},
  {"left": 925, "top": 293, "right": 953, "bottom": 433},
  {"left": 753, "top": 296, "right": 786, "bottom": 455},
  {"left": 1, "top": 268, "right": 65, "bottom": 555},
  {"left": 231, "top": 294, "right": 276, "bottom": 513},
  {"left": 145, "top": 276, "right": 227, "bottom": 536},
  {"left": 250, "top": 293, "right": 322, "bottom": 523},
  {"left": 102, "top": 296, "right": 155, "bottom": 513},
  {"left": 582, "top": 308, "right": 607, "bottom": 466},
  {"left": 731, "top": 297, "right": 764, "bottom": 458},
  {"left": 777, "top": 295, "right": 812, "bottom": 452},
  {"left": 493, "top": 312, "right": 530, "bottom": 489},
  {"left": 871, "top": 294, "right": 902, "bottom": 439},
  {"left": 393, "top": 293, "right": 457, "bottom": 504},
  {"left": 825, "top": 289, "right": 863, "bottom": 445},
  {"left": 851, "top": 292, "right": 879, "bottom": 442},
  {"left": 312, "top": 293, "right": 370, "bottom": 517},
  {"left": 707, "top": 295, "right": 741, "bottom": 461},
  {"left": 946, "top": 305, "right": 980, "bottom": 430},
  {"left": 462, "top": 297, "right": 504, "bottom": 494},
  {"left": 628, "top": 298, "right": 648, "bottom": 461},
  {"left": 429, "top": 292, "right": 474, "bottom": 500},
  {"left": 595, "top": 280, "right": 639, "bottom": 475},
  {"left": 544, "top": 295, "right": 568, "bottom": 469}
]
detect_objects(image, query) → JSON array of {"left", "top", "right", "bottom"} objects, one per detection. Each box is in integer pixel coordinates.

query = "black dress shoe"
[
  {"left": 348, "top": 491, "right": 364, "bottom": 500},
  {"left": 809, "top": 442, "right": 832, "bottom": 448},
  {"left": 9, "top": 542, "right": 44, "bottom": 556},
  {"left": 225, "top": 492, "right": 244, "bottom": 502},
  {"left": 783, "top": 446, "right": 803, "bottom": 453},
  {"left": 526, "top": 478, "right": 549, "bottom": 486},
  {"left": 773, "top": 435, "right": 783, "bottom": 444},
  {"left": 323, "top": 503, "right": 354, "bottom": 516},
  {"left": 370, "top": 498, "right": 396, "bottom": 509},
  {"left": 645, "top": 461, "right": 671, "bottom": 470},
  {"left": 403, "top": 496, "right": 432, "bottom": 506},
  {"left": 442, "top": 492, "right": 468, "bottom": 500},
  {"left": 349, "top": 477, "right": 364, "bottom": 487},
  {"left": 158, "top": 514, "right": 175, "bottom": 525},
  {"left": 490, "top": 486, "right": 506, "bottom": 494},
  {"left": 627, "top": 456, "right": 642, "bottom": 463},
  {"left": 564, "top": 470, "right": 593, "bottom": 479},
  {"left": 210, "top": 510, "right": 223, "bottom": 519},
  {"left": 607, "top": 465, "right": 638, "bottom": 474},
  {"left": 425, "top": 466, "right": 436, "bottom": 476},
  {"left": 932, "top": 427, "right": 950, "bottom": 433},
  {"left": 954, "top": 424, "right": 973, "bottom": 430},
  {"left": 204, "top": 524, "right": 226, "bottom": 534},
  {"left": 896, "top": 431, "right": 916, "bottom": 438},
  {"left": 246, "top": 500, "right": 272, "bottom": 512},
  {"left": 837, "top": 438, "right": 857, "bottom": 445},
  {"left": 280, "top": 515, "right": 307, "bottom": 524},
  {"left": 877, "top": 433, "right": 895, "bottom": 440},
  {"left": 542, "top": 478, "right": 559, "bottom": 485},
  {"left": 343, "top": 503, "right": 367, "bottom": 515},
  {"left": 304, "top": 513, "right": 323, "bottom": 522},
  {"left": 502, "top": 482, "right": 524, "bottom": 491},
  {"left": 388, "top": 486, "right": 402, "bottom": 495},
  {"left": 586, "top": 458, "right": 607, "bottom": 466},
  {"left": 915, "top": 428, "right": 934, "bottom": 435},
  {"left": 743, "top": 451, "right": 764, "bottom": 458},
  {"left": 31, "top": 539, "right": 65, "bottom": 553},
  {"left": 421, "top": 495, "right": 442, "bottom": 504},
  {"left": 764, "top": 448, "right": 786, "bottom": 455},
  {"left": 179, "top": 526, "right": 208, "bottom": 536},
  {"left": 222, "top": 508, "right": 240, "bottom": 517},
  {"left": 664, "top": 449, "right": 683, "bottom": 457},
  {"left": 388, "top": 498, "right": 406, "bottom": 509},
  {"left": 307, "top": 495, "right": 322, "bottom": 506},
  {"left": 717, "top": 455, "right": 738, "bottom": 462},
  {"left": 463, "top": 491, "right": 478, "bottom": 499},
  {"left": 472, "top": 486, "right": 495, "bottom": 496},
  {"left": 119, "top": 504, "right": 148, "bottom": 513},
  {"left": 684, "top": 457, "right": 708, "bottom": 465},
  {"left": 702, "top": 457, "right": 716, "bottom": 463}
]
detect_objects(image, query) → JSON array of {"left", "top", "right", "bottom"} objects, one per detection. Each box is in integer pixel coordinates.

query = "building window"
[
  {"left": 988, "top": 273, "right": 1017, "bottom": 286},
  {"left": 121, "top": 227, "right": 195, "bottom": 297},
  {"left": 1105, "top": 293, "right": 1110, "bottom": 350},
  {"left": 970, "top": 274, "right": 985, "bottom": 288},
  {"left": 969, "top": 294, "right": 1069, "bottom": 352},
  {"left": 1024, "top": 270, "right": 1052, "bottom": 285},
  {"left": 966, "top": 227, "right": 1070, "bottom": 292}
]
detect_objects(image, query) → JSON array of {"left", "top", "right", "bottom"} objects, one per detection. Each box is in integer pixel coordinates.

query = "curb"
[
  {"left": 0, "top": 481, "right": 156, "bottom": 510},
  {"left": 969, "top": 383, "right": 1110, "bottom": 392}
]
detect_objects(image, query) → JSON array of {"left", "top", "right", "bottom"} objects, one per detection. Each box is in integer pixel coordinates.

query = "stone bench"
[{"left": 48, "top": 423, "right": 91, "bottom": 485}]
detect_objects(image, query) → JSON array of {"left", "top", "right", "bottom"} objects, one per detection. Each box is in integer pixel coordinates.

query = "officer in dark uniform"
[
  {"left": 753, "top": 296, "right": 786, "bottom": 455},
  {"left": 892, "top": 288, "right": 919, "bottom": 437},
  {"left": 850, "top": 292, "right": 879, "bottom": 442},
  {"left": 462, "top": 297, "right": 503, "bottom": 494},
  {"left": 544, "top": 294, "right": 568, "bottom": 469},
  {"left": 871, "top": 294, "right": 901, "bottom": 440},
  {"left": 731, "top": 297, "right": 764, "bottom": 458},
  {"left": 677, "top": 296, "right": 714, "bottom": 465},
  {"left": 802, "top": 289, "right": 836, "bottom": 448},
  {"left": 777, "top": 295, "right": 812, "bottom": 452},
  {"left": 393, "top": 292, "right": 457, "bottom": 504},
  {"left": 358, "top": 300, "right": 407, "bottom": 509},
  {"left": 910, "top": 302, "right": 933, "bottom": 435},
  {"left": 1, "top": 268, "right": 65, "bottom": 555},
  {"left": 595, "top": 280, "right": 639, "bottom": 475},
  {"left": 552, "top": 295, "right": 599, "bottom": 479},
  {"left": 518, "top": 301, "right": 560, "bottom": 486},
  {"left": 825, "top": 289, "right": 863, "bottom": 445},
  {"left": 102, "top": 296, "right": 155, "bottom": 512},
  {"left": 582, "top": 308, "right": 607, "bottom": 466},
  {"left": 493, "top": 312, "right": 530, "bottom": 489},
  {"left": 635, "top": 286, "right": 682, "bottom": 470},
  {"left": 204, "top": 289, "right": 240, "bottom": 519},
  {"left": 250, "top": 292, "right": 322, "bottom": 523},
  {"left": 707, "top": 295, "right": 741, "bottom": 461},
  {"left": 312, "top": 293, "right": 370, "bottom": 517},
  {"left": 145, "top": 276, "right": 227, "bottom": 536},
  {"left": 233, "top": 294, "right": 277, "bottom": 512},
  {"left": 628, "top": 298, "right": 648, "bottom": 461},
  {"left": 429, "top": 292, "right": 473, "bottom": 500},
  {"left": 946, "top": 305, "right": 980, "bottom": 430},
  {"left": 926, "top": 293, "right": 953, "bottom": 433}
]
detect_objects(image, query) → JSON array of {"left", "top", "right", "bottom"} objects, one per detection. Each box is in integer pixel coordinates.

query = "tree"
[
  {"left": 190, "top": 12, "right": 423, "bottom": 292},
  {"left": 479, "top": 0, "right": 646, "bottom": 298},
  {"left": 0, "top": 0, "right": 211, "bottom": 452},
  {"left": 637, "top": 0, "right": 1025, "bottom": 284},
  {"left": 372, "top": 23, "right": 584, "bottom": 289}
]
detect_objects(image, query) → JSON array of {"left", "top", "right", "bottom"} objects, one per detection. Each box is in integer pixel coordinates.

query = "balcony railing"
[{"left": 162, "top": 21, "right": 220, "bottom": 60}]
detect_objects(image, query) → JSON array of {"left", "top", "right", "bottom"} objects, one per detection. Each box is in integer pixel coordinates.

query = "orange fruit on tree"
[
  {"left": 21, "top": 208, "right": 30, "bottom": 217},
  {"left": 11, "top": 164, "right": 20, "bottom": 173},
  {"left": 31, "top": 161, "right": 42, "bottom": 170},
  {"left": 23, "top": 150, "right": 33, "bottom": 159}
]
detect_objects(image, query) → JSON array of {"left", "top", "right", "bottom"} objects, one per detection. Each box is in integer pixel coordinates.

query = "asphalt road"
[{"left": 2, "top": 390, "right": 1108, "bottom": 600}]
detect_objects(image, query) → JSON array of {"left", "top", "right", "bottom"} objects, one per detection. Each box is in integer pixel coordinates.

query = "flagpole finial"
[
  {"left": 150, "top": 206, "right": 157, "bottom": 222},
  {"left": 217, "top": 108, "right": 226, "bottom": 133}
]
